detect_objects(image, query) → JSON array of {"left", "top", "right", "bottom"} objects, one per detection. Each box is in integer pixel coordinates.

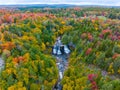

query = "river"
[
  {"left": 53, "top": 54, "right": 69, "bottom": 90},
  {"left": 0, "top": 57, "right": 4, "bottom": 71},
  {"left": 53, "top": 37, "right": 70, "bottom": 90}
]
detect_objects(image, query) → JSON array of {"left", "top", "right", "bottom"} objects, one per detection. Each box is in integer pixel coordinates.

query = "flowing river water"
[
  {"left": 0, "top": 57, "right": 4, "bottom": 71},
  {"left": 53, "top": 37, "right": 70, "bottom": 90},
  {"left": 53, "top": 54, "right": 69, "bottom": 90}
]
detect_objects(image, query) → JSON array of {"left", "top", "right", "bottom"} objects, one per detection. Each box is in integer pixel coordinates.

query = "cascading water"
[
  {"left": 0, "top": 57, "right": 4, "bottom": 71},
  {"left": 53, "top": 37, "right": 70, "bottom": 90}
]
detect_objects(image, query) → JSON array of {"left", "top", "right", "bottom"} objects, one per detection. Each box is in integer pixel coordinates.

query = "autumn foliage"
[{"left": 0, "top": 7, "right": 120, "bottom": 90}]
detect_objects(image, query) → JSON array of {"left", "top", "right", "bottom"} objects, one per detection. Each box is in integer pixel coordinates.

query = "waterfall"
[{"left": 53, "top": 37, "right": 70, "bottom": 90}]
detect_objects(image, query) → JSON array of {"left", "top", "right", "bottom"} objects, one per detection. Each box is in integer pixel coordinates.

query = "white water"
[
  {"left": 53, "top": 37, "right": 70, "bottom": 90},
  {"left": 0, "top": 57, "right": 4, "bottom": 71},
  {"left": 53, "top": 54, "right": 69, "bottom": 90}
]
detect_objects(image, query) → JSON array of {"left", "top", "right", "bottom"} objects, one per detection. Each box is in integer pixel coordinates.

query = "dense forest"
[{"left": 0, "top": 6, "right": 120, "bottom": 90}]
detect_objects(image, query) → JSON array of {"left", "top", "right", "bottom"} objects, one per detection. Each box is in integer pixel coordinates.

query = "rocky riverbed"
[
  {"left": 53, "top": 54, "right": 69, "bottom": 90},
  {"left": 53, "top": 37, "right": 70, "bottom": 90}
]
